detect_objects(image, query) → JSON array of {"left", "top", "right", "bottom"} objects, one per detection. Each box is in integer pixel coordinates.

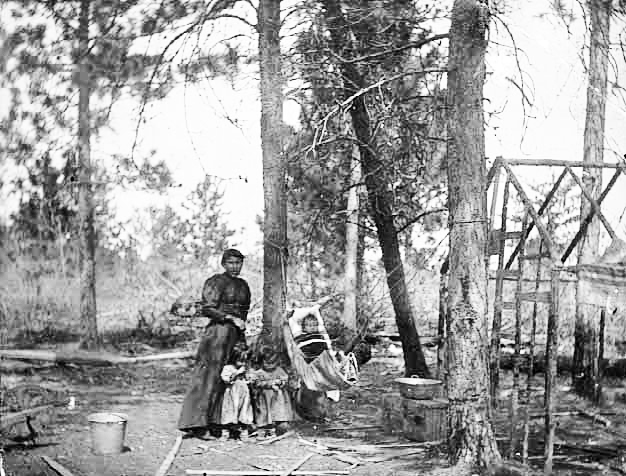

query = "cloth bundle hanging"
[{"left": 283, "top": 305, "right": 359, "bottom": 393}]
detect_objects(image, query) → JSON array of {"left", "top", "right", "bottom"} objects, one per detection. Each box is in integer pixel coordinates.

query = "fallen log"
[
  {"left": 0, "top": 359, "right": 54, "bottom": 373},
  {"left": 500, "top": 351, "right": 626, "bottom": 378},
  {"left": 1, "top": 405, "right": 56, "bottom": 429},
  {"left": 0, "top": 349, "right": 194, "bottom": 366}
]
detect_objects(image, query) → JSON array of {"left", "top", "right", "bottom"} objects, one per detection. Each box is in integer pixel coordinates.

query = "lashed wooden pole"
[
  {"left": 544, "top": 267, "right": 561, "bottom": 475},
  {"left": 522, "top": 240, "right": 544, "bottom": 465},
  {"left": 509, "top": 214, "right": 528, "bottom": 458},
  {"left": 489, "top": 178, "right": 511, "bottom": 406}
]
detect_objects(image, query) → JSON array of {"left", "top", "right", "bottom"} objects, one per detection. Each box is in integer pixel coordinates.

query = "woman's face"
[{"left": 223, "top": 257, "right": 244, "bottom": 277}]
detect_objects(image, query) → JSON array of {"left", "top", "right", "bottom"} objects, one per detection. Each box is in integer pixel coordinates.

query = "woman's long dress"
[{"left": 177, "top": 273, "right": 250, "bottom": 432}]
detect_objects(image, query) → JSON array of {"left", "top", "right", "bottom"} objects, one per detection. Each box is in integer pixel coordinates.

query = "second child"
[
  {"left": 249, "top": 346, "right": 293, "bottom": 438},
  {"left": 219, "top": 343, "right": 253, "bottom": 441}
]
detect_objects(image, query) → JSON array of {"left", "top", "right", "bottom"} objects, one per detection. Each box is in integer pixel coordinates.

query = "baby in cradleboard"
[
  {"left": 219, "top": 342, "right": 254, "bottom": 441},
  {"left": 249, "top": 346, "right": 294, "bottom": 439}
]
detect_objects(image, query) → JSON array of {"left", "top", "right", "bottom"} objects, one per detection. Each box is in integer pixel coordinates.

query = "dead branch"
[
  {"left": 41, "top": 456, "right": 78, "bottom": 476},
  {"left": 154, "top": 435, "right": 183, "bottom": 476},
  {"left": 279, "top": 454, "right": 314, "bottom": 476},
  {"left": 257, "top": 430, "right": 295, "bottom": 446}
]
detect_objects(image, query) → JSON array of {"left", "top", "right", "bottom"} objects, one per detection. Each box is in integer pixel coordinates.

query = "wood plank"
[
  {"left": 521, "top": 252, "right": 551, "bottom": 260},
  {"left": 518, "top": 292, "right": 552, "bottom": 303},
  {"left": 493, "top": 299, "right": 515, "bottom": 311},
  {"left": 502, "top": 301, "right": 516, "bottom": 311},
  {"left": 496, "top": 270, "right": 521, "bottom": 280}
]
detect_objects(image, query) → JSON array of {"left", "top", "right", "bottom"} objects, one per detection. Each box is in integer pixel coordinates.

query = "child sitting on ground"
[
  {"left": 219, "top": 342, "right": 253, "bottom": 441},
  {"left": 249, "top": 346, "right": 293, "bottom": 438}
]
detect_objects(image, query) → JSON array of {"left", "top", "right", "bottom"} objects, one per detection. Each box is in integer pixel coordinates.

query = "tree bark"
[
  {"left": 77, "top": 0, "right": 100, "bottom": 350},
  {"left": 321, "top": 0, "right": 430, "bottom": 378},
  {"left": 258, "top": 0, "right": 287, "bottom": 345},
  {"left": 572, "top": 0, "right": 612, "bottom": 400},
  {"left": 342, "top": 144, "right": 361, "bottom": 333},
  {"left": 446, "top": 0, "right": 501, "bottom": 471}
]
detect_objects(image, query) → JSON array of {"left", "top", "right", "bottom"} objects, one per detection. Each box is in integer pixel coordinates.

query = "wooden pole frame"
[{"left": 484, "top": 158, "right": 623, "bottom": 473}]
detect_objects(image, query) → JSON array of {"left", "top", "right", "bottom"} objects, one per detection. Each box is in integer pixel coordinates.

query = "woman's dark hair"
[{"left": 221, "top": 248, "right": 245, "bottom": 265}]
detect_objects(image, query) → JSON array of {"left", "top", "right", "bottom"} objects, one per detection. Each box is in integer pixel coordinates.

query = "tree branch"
[
  {"left": 342, "top": 33, "right": 449, "bottom": 64},
  {"left": 395, "top": 208, "right": 447, "bottom": 234}
]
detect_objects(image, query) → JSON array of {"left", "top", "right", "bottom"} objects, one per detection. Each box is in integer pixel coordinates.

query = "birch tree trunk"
[
  {"left": 446, "top": 0, "right": 501, "bottom": 470},
  {"left": 573, "top": 0, "right": 612, "bottom": 400},
  {"left": 258, "top": 0, "right": 287, "bottom": 344},
  {"left": 77, "top": 0, "right": 100, "bottom": 350},
  {"left": 342, "top": 145, "right": 361, "bottom": 334}
]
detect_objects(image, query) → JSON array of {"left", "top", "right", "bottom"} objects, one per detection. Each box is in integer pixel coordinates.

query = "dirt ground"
[{"left": 3, "top": 343, "right": 626, "bottom": 476}]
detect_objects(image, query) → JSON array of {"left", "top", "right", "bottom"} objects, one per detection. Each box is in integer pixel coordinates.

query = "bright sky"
[{"left": 3, "top": 0, "right": 626, "bottom": 257}]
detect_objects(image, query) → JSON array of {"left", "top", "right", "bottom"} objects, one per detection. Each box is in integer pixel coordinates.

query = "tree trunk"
[
  {"left": 572, "top": 0, "right": 611, "bottom": 401},
  {"left": 77, "top": 0, "right": 100, "bottom": 350},
  {"left": 258, "top": 0, "right": 287, "bottom": 344},
  {"left": 321, "top": 0, "right": 430, "bottom": 378},
  {"left": 446, "top": 0, "right": 501, "bottom": 471},
  {"left": 342, "top": 144, "right": 361, "bottom": 334}
]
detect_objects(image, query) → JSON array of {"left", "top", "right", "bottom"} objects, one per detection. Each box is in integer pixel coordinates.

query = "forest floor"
[{"left": 3, "top": 338, "right": 626, "bottom": 476}]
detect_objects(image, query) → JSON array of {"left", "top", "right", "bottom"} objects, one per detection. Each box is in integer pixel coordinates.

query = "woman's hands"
[{"left": 227, "top": 315, "right": 246, "bottom": 331}]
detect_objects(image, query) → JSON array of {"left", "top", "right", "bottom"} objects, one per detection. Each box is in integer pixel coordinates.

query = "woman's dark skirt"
[{"left": 177, "top": 322, "right": 242, "bottom": 432}]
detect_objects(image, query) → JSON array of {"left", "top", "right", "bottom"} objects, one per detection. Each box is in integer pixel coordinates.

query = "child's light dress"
[{"left": 220, "top": 364, "right": 253, "bottom": 425}]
